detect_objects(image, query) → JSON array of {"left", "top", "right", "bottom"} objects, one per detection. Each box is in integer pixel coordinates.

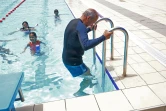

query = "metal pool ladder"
[{"left": 92, "top": 18, "right": 129, "bottom": 91}]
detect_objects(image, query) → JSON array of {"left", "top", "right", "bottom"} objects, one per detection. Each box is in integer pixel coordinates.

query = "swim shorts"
[{"left": 64, "top": 63, "right": 90, "bottom": 77}]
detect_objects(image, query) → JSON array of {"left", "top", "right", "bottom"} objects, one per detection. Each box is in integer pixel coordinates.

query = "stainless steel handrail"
[
  {"left": 93, "top": 18, "right": 114, "bottom": 67},
  {"left": 95, "top": 18, "right": 115, "bottom": 60},
  {"left": 92, "top": 18, "right": 129, "bottom": 91},
  {"left": 109, "top": 27, "right": 129, "bottom": 77},
  {"left": 93, "top": 18, "right": 114, "bottom": 91}
]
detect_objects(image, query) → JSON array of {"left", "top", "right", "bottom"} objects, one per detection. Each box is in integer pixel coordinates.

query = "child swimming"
[
  {"left": 8, "top": 21, "right": 38, "bottom": 35},
  {"left": 54, "top": 9, "right": 60, "bottom": 19},
  {"left": 21, "top": 32, "right": 45, "bottom": 56}
]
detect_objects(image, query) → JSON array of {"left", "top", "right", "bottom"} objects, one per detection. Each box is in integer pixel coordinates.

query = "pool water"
[{"left": 0, "top": 0, "right": 116, "bottom": 107}]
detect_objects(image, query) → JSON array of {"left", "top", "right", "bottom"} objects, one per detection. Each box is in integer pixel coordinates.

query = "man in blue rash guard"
[{"left": 62, "top": 8, "right": 113, "bottom": 96}]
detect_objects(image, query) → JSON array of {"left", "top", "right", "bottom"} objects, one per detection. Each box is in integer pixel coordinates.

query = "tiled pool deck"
[{"left": 16, "top": 0, "right": 166, "bottom": 110}]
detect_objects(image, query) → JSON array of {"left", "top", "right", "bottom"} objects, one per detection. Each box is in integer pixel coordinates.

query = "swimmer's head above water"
[
  {"left": 29, "top": 32, "right": 37, "bottom": 43},
  {"left": 22, "top": 21, "right": 29, "bottom": 29},
  {"left": 54, "top": 9, "right": 59, "bottom": 17}
]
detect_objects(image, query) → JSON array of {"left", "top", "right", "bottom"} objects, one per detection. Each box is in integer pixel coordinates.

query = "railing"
[
  {"left": 92, "top": 18, "right": 114, "bottom": 67},
  {"left": 109, "top": 27, "right": 129, "bottom": 76},
  {"left": 92, "top": 18, "right": 129, "bottom": 91}
]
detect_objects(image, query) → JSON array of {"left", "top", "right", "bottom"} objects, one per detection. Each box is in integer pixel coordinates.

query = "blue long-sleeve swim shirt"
[{"left": 62, "top": 19, "right": 105, "bottom": 66}]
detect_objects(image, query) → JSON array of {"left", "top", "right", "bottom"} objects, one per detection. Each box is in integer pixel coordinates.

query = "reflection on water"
[
  {"left": 22, "top": 54, "right": 63, "bottom": 91},
  {"left": 54, "top": 16, "right": 61, "bottom": 26},
  {"left": 22, "top": 73, "right": 63, "bottom": 91},
  {"left": 0, "top": 45, "right": 18, "bottom": 64}
]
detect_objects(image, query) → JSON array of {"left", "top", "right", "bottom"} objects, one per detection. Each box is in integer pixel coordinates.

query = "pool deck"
[{"left": 16, "top": 0, "right": 166, "bottom": 111}]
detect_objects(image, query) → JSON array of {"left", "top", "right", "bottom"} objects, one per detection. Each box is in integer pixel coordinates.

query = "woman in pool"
[
  {"left": 8, "top": 21, "right": 38, "bottom": 35},
  {"left": 20, "top": 21, "right": 36, "bottom": 31}
]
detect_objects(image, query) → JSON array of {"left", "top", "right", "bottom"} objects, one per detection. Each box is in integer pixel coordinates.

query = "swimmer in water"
[
  {"left": 54, "top": 9, "right": 60, "bottom": 19},
  {"left": 20, "top": 21, "right": 36, "bottom": 31},
  {"left": 21, "top": 32, "right": 45, "bottom": 56},
  {"left": 8, "top": 21, "right": 38, "bottom": 35}
]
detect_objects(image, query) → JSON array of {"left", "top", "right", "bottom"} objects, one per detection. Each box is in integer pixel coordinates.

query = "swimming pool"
[{"left": 0, "top": 0, "right": 117, "bottom": 107}]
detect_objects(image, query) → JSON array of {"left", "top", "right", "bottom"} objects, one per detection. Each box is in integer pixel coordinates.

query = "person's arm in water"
[
  {"left": 9, "top": 24, "right": 38, "bottom": 35},
  {"left": 0, "top": 38, "right": 17, "bottom": 42},
  {"left": 29, "top": 24, "right": 38, "bottom": 30},
  {"left": 21, "top": 44, "right": 29, "bottom": 54},
  {"left": 21, "top": 24, "right": 38, "bottom": 31},
  {"left": 28, "top": 26, "right": 37, "bottom": 31},
  {"left": 40, "top": 41, "right": 46, "bottom": 46},
  {"left": 8, "top": 29, "right": 21, "bottom": 35}
]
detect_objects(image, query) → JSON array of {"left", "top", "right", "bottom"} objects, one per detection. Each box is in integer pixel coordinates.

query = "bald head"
[
  {"left": 83, "top": 8, "right": 99, "bottom": 20},
  {"left": 80, "top": 8, "right": 99, "bottom": 26}
]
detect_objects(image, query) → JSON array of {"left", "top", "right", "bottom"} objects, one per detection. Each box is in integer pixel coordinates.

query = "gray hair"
[{"left": 83, "top": 8, "right": 99, "bottom": 20}]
